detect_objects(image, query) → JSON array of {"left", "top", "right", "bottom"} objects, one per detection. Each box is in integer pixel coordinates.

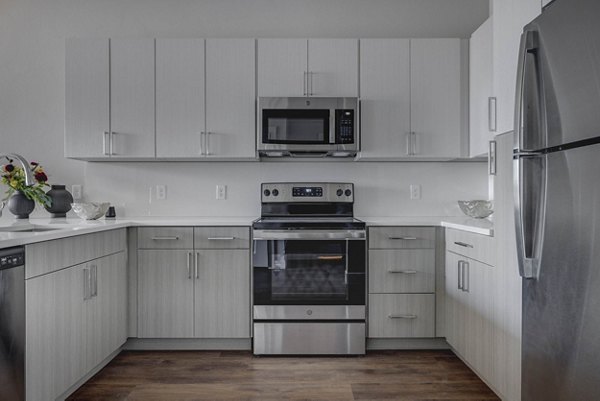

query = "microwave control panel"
[{"left": 335, "top": 109, "right": 355, "bottom": 144}]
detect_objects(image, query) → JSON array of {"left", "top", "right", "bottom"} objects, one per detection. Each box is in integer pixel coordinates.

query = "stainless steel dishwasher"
[{"left": 0, "top": 246, "right": 25, "bottom": 401}]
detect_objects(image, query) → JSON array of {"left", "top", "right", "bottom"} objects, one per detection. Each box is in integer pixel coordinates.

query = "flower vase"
[
  {"left": 7, "top": 191, "right": 35, "bottom": 219},
  {"left": 44, "top": 185, "right": 73, "bottom": 218}
]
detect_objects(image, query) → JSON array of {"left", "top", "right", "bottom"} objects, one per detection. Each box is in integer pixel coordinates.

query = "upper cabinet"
[
  {"left": 110, "top": 39, "right": 156, "bottom": 158},
  {"left": 257, "top": 39, "right": 358, "bottom": 97},
  {"left": 469, "top": 19, "right": 494, "bottom": 157},
  {"left": 66, "top": 38, "right": 256, "bottom": 160},
  {"left": 492, "top": 0, "right": 541, "bottom": 134},
  {"left": 360, "top": 38, "right": 467, "bottom": 160},
  {"left": 155, "top": 38, "right": 256, "bottom": 159}
]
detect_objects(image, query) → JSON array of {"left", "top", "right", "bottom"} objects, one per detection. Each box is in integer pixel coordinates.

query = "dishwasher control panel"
[{"left": 0, "top": 247, "right": 25, "bottom": 269}]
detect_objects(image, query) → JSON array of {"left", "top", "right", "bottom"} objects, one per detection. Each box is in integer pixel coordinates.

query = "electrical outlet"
[
  {"left": 71, "top": 185, "right": 82, "bottom": 200},
  {"left": 156, "top": 185, "right": 167, "bottom": 200},
  {"left": 410, "top": 184, "right": 421, "bottom": 200},
  {"left": 216, "top": 185, "right": 227, "bottom": 200}
]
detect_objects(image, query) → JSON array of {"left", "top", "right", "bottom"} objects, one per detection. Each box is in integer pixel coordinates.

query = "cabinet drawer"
[
  {"left": 26, "top": 228, "right": 126, "bottom": 279},
  {"left": 446, "top": 228, "right": 495, "bottom": 266},
  {"left": 138, "top": 227, "right": 194, "bottom": 249},
  {"left": 194, "top": 227, "right": 250, "bottom": 249},
  {"left": 368, "top": 294, "right": 435, "bottom": 338},
  {"left": 369, "top": 227, "right": 435, "bottom": 249},
  {"left": 369, "top": 249, "right": 435, "bottom": 293}
]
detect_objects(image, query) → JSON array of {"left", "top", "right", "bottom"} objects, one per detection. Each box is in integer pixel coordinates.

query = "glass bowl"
[
  {"left": 71, "top": 202, "right": 110, "bottom": 220},
  {"left": 457, "top": 200, "right": 493, "bottom": 219}
]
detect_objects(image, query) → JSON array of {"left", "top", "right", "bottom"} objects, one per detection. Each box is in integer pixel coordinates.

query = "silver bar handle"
[
  {"left": 454, "top": 241, "right": 473, "bottom": 248},
  {"left": 488, "top": 97, "right": 497, "bottom": 132},
  {"left": 152, "top": 236, "right": 179, "bottom": 241},
  {"left": 489, "top": 140, "right": 497, "bottom": 176},
  {"left": 457, "top": 261, "right": 463, "bottom": 290},
  {"left": 103, "top": 131, "right": 110, "bottom": 156},
  {"left": 83, "top": 268, "right": 91, "bottom": 300},
  {"left": 199, "top": 131, "right": 205, "bottom": 156},
  {"left": 411, "top": 132, "right": 418, "bottom": 155},
  {"left": 91, "top": 265, "right": 98, "bottom": 297},
  {"left": 388, "top": 236, "right": 418, "bottom": 241},
  {"left": 207, "top": 236, "right": 236, "bottom": 241},
  {"left": 462, "top": 261, "right": 470, "bottom": 292},
  {"left": 205, "top": 131, "right": 213, "bottom": 156},
  {"left": 187, "top": 252, "right": 192, "bottom": 279},
  {"left": 195, "top": 252, "right": 200, "bottom": 279},
  {"left": 109, "top": 132, "right": 116, "bottom": 155},
  {"left": 388, "top": 270, "right": 417, "bottom": 274},
  {"left": 309, "top": 71, "right": 314, "bottom": 96},
  {"left": 303, "top": 71, "right": 307, "bottom": 96},
  {"left": 388, "top": 314, "right": 417, "bottom": 319},
  {"left": 405, "top": 133, "right": 412, "bottom": 156}
]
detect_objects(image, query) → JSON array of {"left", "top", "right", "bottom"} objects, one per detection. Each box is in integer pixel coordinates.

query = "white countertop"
[{"left": 0, "top": 214, "right": 492, "bottom": 248}]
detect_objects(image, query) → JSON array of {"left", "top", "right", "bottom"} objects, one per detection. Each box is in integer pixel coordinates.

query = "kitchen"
[{"left": 1, "top": 0, "right": 597, "bottom": 400}]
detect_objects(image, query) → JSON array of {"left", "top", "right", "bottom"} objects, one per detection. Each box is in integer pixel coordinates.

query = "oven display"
[{"left": 292, "top": 187, "right": 323, "bottom": 197}]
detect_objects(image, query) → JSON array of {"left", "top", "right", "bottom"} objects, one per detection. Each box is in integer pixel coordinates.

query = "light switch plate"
[{"left": 156, "top": 185, "right": 167, "bottom": 200}]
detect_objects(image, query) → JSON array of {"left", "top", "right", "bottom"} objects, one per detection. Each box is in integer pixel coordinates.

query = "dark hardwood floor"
[{"left": 67, "top": 350, "right": 499, "bottom": 401}]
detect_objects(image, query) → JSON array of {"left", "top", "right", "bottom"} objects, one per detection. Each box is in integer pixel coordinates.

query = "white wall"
[{"left": 0, "top": 0, "right": 489, "bottom": 219}]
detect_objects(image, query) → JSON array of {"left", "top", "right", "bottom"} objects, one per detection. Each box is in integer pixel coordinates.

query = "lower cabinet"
[
  {"left": 368, "top": 294, "right": 435, "bottom": 338},
  {"left": 26, "top": 250, "right": 126, "bottom": 401},
  {"left": 137, "top": 226, "right": 250, "bottom": 339}
]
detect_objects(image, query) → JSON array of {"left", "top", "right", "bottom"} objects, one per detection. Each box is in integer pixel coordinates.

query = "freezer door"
[
  {"left": 522, "top": 142, "right": 600, "bottom": 401},
  {"left": 516, "top": 0, "right": 600, "bottom": 151}
]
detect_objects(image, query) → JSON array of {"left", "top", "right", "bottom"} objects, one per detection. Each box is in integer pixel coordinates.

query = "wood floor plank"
[{"left": 67, "top": 350, "right": 500, "bottom": 401}]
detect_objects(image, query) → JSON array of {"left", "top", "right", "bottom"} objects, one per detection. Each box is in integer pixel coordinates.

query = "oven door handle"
[{"left": 253, "top": 229, "right": 366, "bottom": 240}]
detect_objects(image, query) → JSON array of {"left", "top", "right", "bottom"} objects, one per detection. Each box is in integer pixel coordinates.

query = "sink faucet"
[{"left": 1, "top": 153, "right": 36, "bottom": 186}]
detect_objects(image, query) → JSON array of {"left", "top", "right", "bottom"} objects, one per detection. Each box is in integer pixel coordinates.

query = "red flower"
[
  {"left": 30, "top": 161, "right": 39, "bottom": 166},
  {"left": 34, "top": 171, "right": 48, "bottom": 182},
  {"left": 4, "top": 164, "right": 14, "bottom": 172}
]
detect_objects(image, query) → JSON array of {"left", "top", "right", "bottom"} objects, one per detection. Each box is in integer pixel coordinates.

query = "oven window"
[
  {"left": 253, "top": 239, "right": 365, "bottom": 305},
  {"left": 262, "top": 109, "right": 330, "bottom": 144}
]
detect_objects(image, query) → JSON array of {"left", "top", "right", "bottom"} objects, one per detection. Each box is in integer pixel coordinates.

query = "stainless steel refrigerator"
[{"left": 514, "top": 0, "right": 600, "bottom": 400}]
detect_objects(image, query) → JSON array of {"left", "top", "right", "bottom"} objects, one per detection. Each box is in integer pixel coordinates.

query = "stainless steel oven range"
[{"left": 252, "top": 182, "right": 366, "bottom": 355}]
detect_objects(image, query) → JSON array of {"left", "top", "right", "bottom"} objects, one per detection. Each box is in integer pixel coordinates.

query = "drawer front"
[
  {"left": 446, "top": 228, "right": 495, "bottom": 266},
  {"left": 194, "top": 227, "right": 250, "bottom": 249},
  {"left": 368, "top": 294, "right": 435, "bottom": 338},
  {"left": 369, "top": 227, "right": 436, "bottom": 249},
  {"left": 138, "top": 227, "right": 194, "bottom": 249},
  {"left": 369, "top": 249, "right": 435, "bottom": 293},
  {"left": 26, "top": 229, "right": 126, "bottom": 279}
]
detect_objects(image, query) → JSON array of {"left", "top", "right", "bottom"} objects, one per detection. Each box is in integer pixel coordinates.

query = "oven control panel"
[{"left": 261, "top": 182, "right": 353, "bottom": 203}]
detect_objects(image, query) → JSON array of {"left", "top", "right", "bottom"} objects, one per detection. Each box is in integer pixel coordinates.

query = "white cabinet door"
[
  {"left": 110, "top": 38, "right": 155, "bottom": 158},
  {"left": 445, "top": 251, "right": 466, "bottom": 356},
  {"left": 65, "top": 38, "right": 110, "bottom": 159},
  {"left": 138, "top": 250, "right": 195, "bottom": 338},
  {"left": 492, "top": 0, "right": 541, "bottom": 134},
  {"left": 156, "top": 39, "right": 205, "bottom": 158},
  {"left": 470, "top": 19, "right": 494, "bottom": 157},
  {"left": 359, "top": 39, "right": 411, "bottom": 159},
  {"left": 205, "top": 39, "right": 256, "bottom": 159},
  {"left": 194, "top": 249, "right": 250, "bottom": 338},
  {"left": 26, "top": 264, "right": 87, "bottom": 401},
  {"left": 411, "top": 39, "right": 466, "bottom": 158},
  {"left": 258, "top": 39, "right": 307, "bottom": 97},
  {"left": 308, "top": 39, "right": 358, "bottom": 97}
]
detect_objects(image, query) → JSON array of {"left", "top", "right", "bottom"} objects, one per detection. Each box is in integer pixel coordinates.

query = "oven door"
[{"left": 252, "top": 232, "right": 366, "bottom": 306}]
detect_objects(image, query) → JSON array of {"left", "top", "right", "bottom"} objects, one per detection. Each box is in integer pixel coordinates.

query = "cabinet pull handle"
[
  {"left": 489, "top": 140, "right": 497, "bottom": 176},
  {"left": 405, "top": 133, "right": 412, "bottom": 156},
  {"left": 83, "top": 268, "right": 91, "bottom": 300},
  {"left": 387, "top": 269, "right": 417, "bottom": 274},
  {"left": 151, "top": 236, "right": 180, "bottom": 241},
  {"left": 205, "top": 131, "right": 213, "bottom": 156},
  {"left": 462, "top": 261, "right": 470, "bottom": 292},
  {"left": 488, "top": 97, "right": 497, "bottom": 132},
  {"left": 187, "top": 252, "right": 192, "bottom": 279},
  {"left": 309, "top": 71, "right": 314, "bottom": 96},
  {"left": 303, "top": 71, "right": 308, "bottom": 96},
  {"left": 458, "top": 261, "right": 463, "bottom": 290},
  {"left": 454, "top": 241, "right": 474, "bottom": 248},
  {"left": 207, "top": 236, "right": 236, "bottom": 241},
  {"left": 199, "top": 131, "right": 205, "bottom": 155},
  {"left": 91, "top": 265, "right": 98, "bottom": 297},
  {"left": 388, "top": 236, "right": 418, "bottom": 241},
  {"left": 103, "top": 131, "right": 110, "bottom": 156},
  {"left": 195, "top": 252, "right": 200, "bottom": 279},
  {"left": 109, "top": 132, "right": 116, "bottom": 155},
  {"left": 388, "top": 314, "right": 417, "bottom": 319}
]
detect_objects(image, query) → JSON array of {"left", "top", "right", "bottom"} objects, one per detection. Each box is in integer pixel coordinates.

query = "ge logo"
[{"left": 306, "top": 309, "right": 313, "bottom": 315}]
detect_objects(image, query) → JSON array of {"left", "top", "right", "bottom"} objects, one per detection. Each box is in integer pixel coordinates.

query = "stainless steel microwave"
[{"left": 257, "top": 97, "right": 359, "bottom": 157}]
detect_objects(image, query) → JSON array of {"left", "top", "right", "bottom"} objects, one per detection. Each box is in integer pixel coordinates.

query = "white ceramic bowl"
[
  {"left": 458, "top": 200, "right": 494, "bottom": 219},
  {"left": 71, "top": 202, "right": 110, "bottom": 220}
]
